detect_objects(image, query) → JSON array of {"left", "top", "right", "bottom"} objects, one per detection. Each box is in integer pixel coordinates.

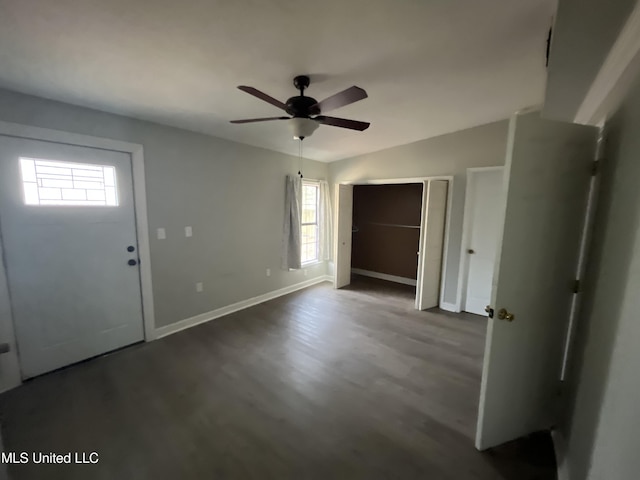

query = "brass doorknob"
[{"left": 497, "top": 308, "right": 515, "bottom": 322}]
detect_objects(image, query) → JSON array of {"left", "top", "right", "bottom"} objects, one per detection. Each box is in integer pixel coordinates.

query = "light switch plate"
[
  {"left": 157, "top": 228, "right": 166, "bottom": 240},
  {"left": 185, "top": 226, "right": 193, "bottom": 237},
  {"left": 266, "top": 268, "right": 271, "bottom": 277},
  {"left": 196, "top": 282, "right": 203, "bottom": 293}
]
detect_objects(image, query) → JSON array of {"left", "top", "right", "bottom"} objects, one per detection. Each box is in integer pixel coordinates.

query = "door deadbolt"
[
  {"left": 467, "top": 249, "right": 475, "bottom": 254},
  {"left": 128, "top": 259, "right": 138, "bottom": 266},
  {"left": 485, "top": 305, "right": 494, "bottom": 318}
]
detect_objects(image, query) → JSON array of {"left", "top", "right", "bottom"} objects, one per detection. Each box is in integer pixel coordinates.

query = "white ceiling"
[{"left": 0, "top": 0, "right": 556, "bottom": 162}]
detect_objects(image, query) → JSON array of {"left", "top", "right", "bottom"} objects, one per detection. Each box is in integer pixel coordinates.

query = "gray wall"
[
  {"left": 544, "top": 0, "right": 636, "bottom": 122},
  {"left": 0, "top": 89, "right": 328, "bottom": 330},
  {"left": 328, "top": 120, "right": 509, "bottom": 306},
  {"left": 560, "top": 77, "right": 640, "bottom": 479}
]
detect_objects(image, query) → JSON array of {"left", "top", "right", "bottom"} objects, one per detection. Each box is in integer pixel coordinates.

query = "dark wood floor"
[{"left": 0, "top": 276, "right": 556, "bottom": 479}]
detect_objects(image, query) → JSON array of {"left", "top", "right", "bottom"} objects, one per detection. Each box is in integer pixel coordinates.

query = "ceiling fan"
[{"left": 230, "top": 75, "right": 370, "bottom": 140}]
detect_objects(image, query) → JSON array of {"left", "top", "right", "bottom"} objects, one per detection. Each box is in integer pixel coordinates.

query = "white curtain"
[
  {"left": 319, "top": 180, "right": 333, "bottom": 261},
  {"left": 281, "top": 174, "right": 302, "bottom": 270}
]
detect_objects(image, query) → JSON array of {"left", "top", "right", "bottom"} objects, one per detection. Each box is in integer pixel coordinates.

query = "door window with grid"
[{"left": 301, "top": 181, "right": 319, "bottom": 264}]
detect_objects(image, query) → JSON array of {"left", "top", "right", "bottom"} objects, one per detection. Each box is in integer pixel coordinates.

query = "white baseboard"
[
  {"left": 439, "top": 302, "right": 459, "bottom": 312},
  {"left": 155, "top": 275, "right": 333, "bottom": 339},
  {"left": 351, "top": 268, "right": 417, "bottom": 286},
  {"left": 552, "top": 430, "right": 570, "bottom": 480}
]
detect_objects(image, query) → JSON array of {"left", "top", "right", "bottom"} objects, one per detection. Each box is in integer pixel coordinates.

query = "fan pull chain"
[{"left": 298, "top": 139, "right": 304, "bottom": 178}]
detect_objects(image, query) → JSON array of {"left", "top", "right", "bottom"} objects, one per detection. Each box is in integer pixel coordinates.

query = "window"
[
  {"left": 301, "top": 181, "right": 319, "bottom": 264},
  {"left": 19, "top": 157, "right": 119, "bottom": 206}
]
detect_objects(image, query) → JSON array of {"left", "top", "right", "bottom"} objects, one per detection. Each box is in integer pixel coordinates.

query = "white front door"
[
  {"left": 462, "top": 168, "right": 503, "bottom": 316},
  {"left": 334, "top": 184, "right": 353, "bottom": 289},
  {"left": 416, "top": 180, "right": 448, "bottom": 310},
  {"left": 475, "top": 112, "right": 597, "bottom": 449},
  {"left": 0, "top": 136, "right": 145, "bottom": 379}
]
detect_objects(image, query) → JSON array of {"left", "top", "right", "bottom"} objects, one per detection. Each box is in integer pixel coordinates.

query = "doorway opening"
[
  {"left": 334, "top": 177, "right": 452, "bottom": 311},
  {"left": 351, "top": 183, "right": 422, "bottom": 305}
]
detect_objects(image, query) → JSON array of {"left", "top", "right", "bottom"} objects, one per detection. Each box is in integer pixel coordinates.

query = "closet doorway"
[
  {"left": 334, "top": 177, "right": 452, "bottom": 310},
  {"left": 351, "top": 183, "right": 423, "bottom": 287}
]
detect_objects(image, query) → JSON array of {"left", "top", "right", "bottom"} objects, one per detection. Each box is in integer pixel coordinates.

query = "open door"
[
  {"left": 476, "top": 112, "right": 597, "bottom": 450},
  {"left": 334, "top": 184, "right": 353, "bottom": 288},
  {"left": 416, "top": 180, "right": 448, "bottom": 310}
]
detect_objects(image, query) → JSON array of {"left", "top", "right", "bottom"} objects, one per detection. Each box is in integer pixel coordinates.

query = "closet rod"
[{"left": 365, "top": 221, "right": 420, "bottom": 229}]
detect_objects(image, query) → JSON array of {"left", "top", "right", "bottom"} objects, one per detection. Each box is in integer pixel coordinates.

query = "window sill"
[{"left": 301, "top": 260, "right": 324, "bottom": 268}]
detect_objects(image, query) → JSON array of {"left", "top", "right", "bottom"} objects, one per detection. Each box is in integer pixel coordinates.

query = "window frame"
[
  {"left": 301, "top": 180, "right": 320, "bottom": 266},
  {"left": 19, "top": 157, "right": 119, "bottom": 207}
]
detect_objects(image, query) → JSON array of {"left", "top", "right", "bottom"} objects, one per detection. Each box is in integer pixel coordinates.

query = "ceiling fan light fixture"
[{"left": 289, "top": 117, "right": 319, "bottom": 140}]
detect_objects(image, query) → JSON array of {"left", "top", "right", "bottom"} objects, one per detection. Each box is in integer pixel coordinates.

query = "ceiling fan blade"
[
  {"left": 315, "top": 116, "right": 370, "bottom": 131},
  {"left": 311, "top": 86, "right": 368, "bottom": 113},
  {"left": 237, "top": 86, "right": 287, "bottom": 111},
  {"left": 230, "top": 116, "right": 289, "bottom": 124}
]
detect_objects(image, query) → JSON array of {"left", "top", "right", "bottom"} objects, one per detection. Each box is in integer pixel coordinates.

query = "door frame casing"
[
  {"left": 0, "top": 121, "right": 156, "bottom": 390},
  {"left": 456, "top": 166, "right": 505, "bottom": 313},
  {"left": 333, "top": 184, "right": 354, "bottom": 289},
  {"left": 334, "top": 176, "right": 454, "bottom": 309}
]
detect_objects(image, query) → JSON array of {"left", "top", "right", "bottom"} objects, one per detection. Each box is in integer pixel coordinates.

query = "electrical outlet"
[
  {"left": 266, "top": 268, "right": 271, "bottom": 277},
  {"left": 157, "top": 228, "right": 166, "bottom": 240},
  {"left": 185, "top": 226, "right": 192, "bottom": 237},
  {"left": 195, "top": 282, "right": 203, "bottom": 293}
]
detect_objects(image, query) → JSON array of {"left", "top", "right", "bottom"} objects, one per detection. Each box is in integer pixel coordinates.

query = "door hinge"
[
  {"left": 572, "top": 279, "right": 581, "bottom": 294},
  {"left": 591, "top": 161, "right": 599, "bottom": 176}
]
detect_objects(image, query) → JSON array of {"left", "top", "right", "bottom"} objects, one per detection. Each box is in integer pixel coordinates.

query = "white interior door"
[
  {"left": 416, "top": 180, "right": 448, "bottom": 310},
  {"left": 476, "top": 112, "right": 597, "bottom": 449},
  {"left": 0, "top": 136, "right": 145, "bottom": 379},
  {"left": 334, "top": 184, "right": 353, "bottom": 289},
  {"left": 462, "top": 169, "right": 504, "bottom": 316}
]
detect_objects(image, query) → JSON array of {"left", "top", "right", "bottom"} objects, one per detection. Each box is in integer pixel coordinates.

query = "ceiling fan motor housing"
[
  {"left": 286, "top": 75, "right": 320, "bottom": 117},
  {"left": 285, "top": 96, "right": 320, "bottom": 117}
]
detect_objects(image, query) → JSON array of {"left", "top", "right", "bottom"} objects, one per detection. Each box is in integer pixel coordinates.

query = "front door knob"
[{"left": 497, "top": 308, "right": 515, "bottom": 322}]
